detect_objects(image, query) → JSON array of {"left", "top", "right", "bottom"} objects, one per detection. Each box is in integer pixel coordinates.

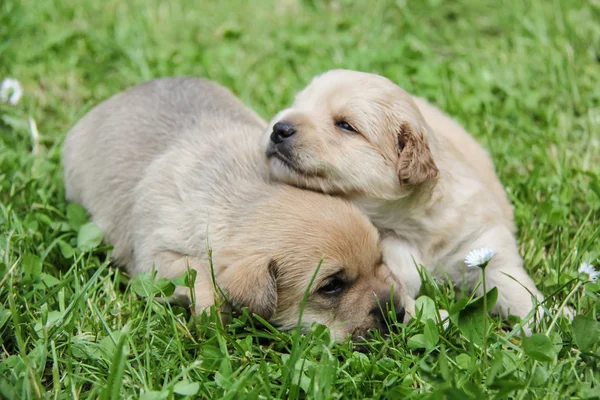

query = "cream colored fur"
[
  {"left": 63, "top": 77, "right": 405, "bottom": 340},
  {"left": 262, "top": 69, "right": 546, "bottom": 325}
]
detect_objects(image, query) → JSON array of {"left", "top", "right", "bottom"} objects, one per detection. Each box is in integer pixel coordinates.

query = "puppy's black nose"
[{"left": 270, "top": 121, "right": 296, "bottom": 144}]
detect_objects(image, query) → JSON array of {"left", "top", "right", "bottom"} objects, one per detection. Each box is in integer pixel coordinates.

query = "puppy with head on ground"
[
  {"left": 262, "top": 69, "right": 546, "bottom": 325},
  {"left": 63, "top": 77, "right": 406, "bottom": 340}
]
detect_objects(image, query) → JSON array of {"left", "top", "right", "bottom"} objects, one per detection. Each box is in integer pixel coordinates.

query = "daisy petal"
[
  {"left": 0, "top": 78, "right": 23, "bottom": 105},
  {"left": 465, "top": 247, "right": 496, "bottom": 269},
  {"left": 579, "top": 262, "right": 599, "bottom": 283}
]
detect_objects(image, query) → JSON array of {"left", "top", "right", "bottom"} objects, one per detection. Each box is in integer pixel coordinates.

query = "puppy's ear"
[
  {"left": 221, "top": 256, "right": 278, "bottom": 319},
  {"left": 397, "top": 122, "right": 439, "bottom": 185}
]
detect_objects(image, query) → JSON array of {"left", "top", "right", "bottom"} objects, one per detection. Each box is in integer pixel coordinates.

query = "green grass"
[{"left": 1, "top": 0, "right": 600, "bottom": 398}]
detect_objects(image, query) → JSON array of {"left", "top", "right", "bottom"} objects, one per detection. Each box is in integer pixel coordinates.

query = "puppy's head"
[
  {"left": 222, "top": 189, "right": 405, "bottom": 340},
  {"left": 261, "top": 69, "right": 439, "bottom": 200}
]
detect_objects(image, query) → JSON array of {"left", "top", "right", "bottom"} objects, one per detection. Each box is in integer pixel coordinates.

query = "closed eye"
[
  {"left": 318, "top": 276, "right": 346, "bottom": 296},
  {"left": 335, "top": 120, "right": 358, "bottom": 134}
]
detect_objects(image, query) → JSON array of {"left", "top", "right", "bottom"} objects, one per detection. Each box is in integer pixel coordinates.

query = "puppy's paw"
[
  {"left": 402, "top": 295, "right": 416, "bottom": 324},
  {"left": 437, "top": 309, "right": 450, "bottom": 330},
  {"left": 402, "top": 308, "right": 449, "bottom": 330},
  {"left": 401, "top": 296, "right": 449, "bottom": 330},
  {"left": 558, "top": 306, "right": 576, "bottom": 321},
  {"left": 521, "top": 323, "right": 533, "bottom": 337}
]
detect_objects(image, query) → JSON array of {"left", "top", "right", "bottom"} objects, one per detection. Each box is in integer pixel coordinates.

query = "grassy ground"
[{"left": 1, "top": 0, "right": 600, "bottom": 398}]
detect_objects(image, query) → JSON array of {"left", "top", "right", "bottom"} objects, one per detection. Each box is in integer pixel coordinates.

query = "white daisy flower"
[
  {"left": 579, "top": 262, "right": 599, "bottom": 283},
  {"left": 0, "top": 78, "right": 23, "bottom": 105},
  {"left": 465, "top": 247, "right": 496, "bottom": 269}
]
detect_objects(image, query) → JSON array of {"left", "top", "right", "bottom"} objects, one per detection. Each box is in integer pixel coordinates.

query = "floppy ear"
[
  {"left": 397, "top": 122, "right": 439, "bottom": 185},
  {"left": 220, "top": 256, "right": 278, "bottom": 319}
]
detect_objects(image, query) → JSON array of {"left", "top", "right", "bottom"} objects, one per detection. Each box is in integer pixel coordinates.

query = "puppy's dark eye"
[
  {"left": 335, "top": 120, "right": 358, "bottom": 133},
  {"left": 319, "top": 277, "right": 345, "bottom": 296}
]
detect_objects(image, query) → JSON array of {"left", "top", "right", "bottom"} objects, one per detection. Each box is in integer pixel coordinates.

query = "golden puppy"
[
  {"left": 262, "top": 69, "right": 544, "bottom": 323},
  {"left": 63, "top": 77, "right": 405, "bottom": 340}
]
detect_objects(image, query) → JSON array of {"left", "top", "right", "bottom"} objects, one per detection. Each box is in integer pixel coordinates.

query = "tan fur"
[
  {"left": 63, "top": 77, "right": 405, "bottom": 340},
  {"left": 262, "top": 69, "right": 546, "bottom": 324}
]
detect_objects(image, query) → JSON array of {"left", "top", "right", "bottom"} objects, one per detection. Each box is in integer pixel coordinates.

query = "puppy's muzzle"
[
  {"left": 370, "top": 292, "right": 405, "bottom": 335},
  {"left": 270, "top": 121, "right": 296, "bottom": 144}
]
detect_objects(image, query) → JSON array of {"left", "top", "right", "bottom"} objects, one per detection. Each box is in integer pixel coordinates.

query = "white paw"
[
  {"left": 559, "top": 306, "right": 576, "bottom": 321},
  {"left": 437, "top": 309, "right": 450, "bottom": 330}
]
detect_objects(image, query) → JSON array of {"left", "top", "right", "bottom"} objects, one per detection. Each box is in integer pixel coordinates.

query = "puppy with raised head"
[
  {"left": 262, "top": 69, "right": 544, "bottom": 323},
  {"left": 63, "top": 77, "right": 405, "bottom": 340}
]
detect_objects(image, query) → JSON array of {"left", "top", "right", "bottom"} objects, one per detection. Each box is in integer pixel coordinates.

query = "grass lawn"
[{"left": 1, "top": 0, "right": 600, "bottom": 398}]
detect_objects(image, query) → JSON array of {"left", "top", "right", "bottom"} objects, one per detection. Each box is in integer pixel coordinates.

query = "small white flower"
[
  {"left": 579, "top": 262, "right": 599, "bottom": 282},
  {"left": 0, "top": 78, "right": 23, "bottom": 105},
  {"left": 465, "top": 247, "right": 496, "bottom": 268}
]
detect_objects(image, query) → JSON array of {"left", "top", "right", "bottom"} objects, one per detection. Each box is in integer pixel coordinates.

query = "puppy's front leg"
[
  {"left": 382, "top": 236, "right": 424, "bottom": 297},
  {"left": 381, "top": 236, "right": 424, "bottom": 323},
  {"left": 464, "top": 227, "right": 543, "bottom": 323},
  {"left": 478, "top": 255, "right": 543, "bottom": 322},
  {"left": 151, "top": 250, "right": 217, "bottom": 314}
]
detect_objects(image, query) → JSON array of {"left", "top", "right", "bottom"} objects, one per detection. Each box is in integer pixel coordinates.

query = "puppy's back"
[
  {"left": 63, "top": 78, "right": 266, "bottom": 265},
  {"left": 412, "top": 96, "right": 515, "bottom": 223}
]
